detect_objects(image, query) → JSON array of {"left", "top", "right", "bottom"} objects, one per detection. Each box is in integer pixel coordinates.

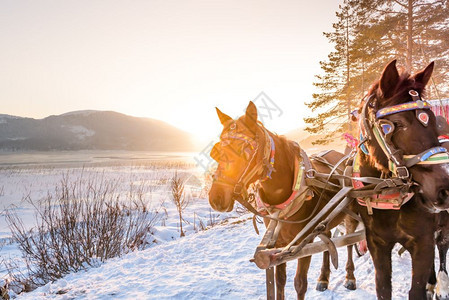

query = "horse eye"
[{"left": 391, "top": 120, "right": 405, "bottom": 128}]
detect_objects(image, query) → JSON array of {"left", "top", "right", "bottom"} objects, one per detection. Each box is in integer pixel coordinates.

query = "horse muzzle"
[
  {"left": 410, "top": 164, "right": 449, "bottom": 211},
  {"left": 208, "top": 184, "right": 235, "bottom": 212}
]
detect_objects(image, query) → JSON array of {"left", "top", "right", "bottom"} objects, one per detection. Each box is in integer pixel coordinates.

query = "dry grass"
[{"left": 5, "top": 172, "right": 161, "bottom": 293}]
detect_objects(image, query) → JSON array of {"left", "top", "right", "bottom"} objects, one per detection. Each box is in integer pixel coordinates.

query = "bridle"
[
  {"left": 359, "top": 89, "right": 449, "bottom": 181},
  {"left": 210, "top": 121, "right": 332, "bottom": 224},
  {"left": 210, "top": 121, "right": 276, "bottom": 205}
]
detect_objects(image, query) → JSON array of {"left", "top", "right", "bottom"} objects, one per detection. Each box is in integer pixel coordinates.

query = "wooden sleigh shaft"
[
  {"left": 251, "top": 183, "right": 370, "bottom": 275},
  {"left": 253, "top": 230, "right": 366, "bottom": 269}
]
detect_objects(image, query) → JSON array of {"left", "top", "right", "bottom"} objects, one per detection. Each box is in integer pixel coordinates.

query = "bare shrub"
[
  {"left": 0, "top": 279, "right": 9, "bottom": 300},
  {"left": 192, "top": 209, "right": 221, "bottom": 232},
  {"left": 171, "top": 172, "right": 189, "bottom": 237},
  {"left": 5, "top": 172, "right": 160, "bottom": 291}
]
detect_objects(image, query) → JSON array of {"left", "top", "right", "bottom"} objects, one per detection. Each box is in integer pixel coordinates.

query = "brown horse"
[
  {"left": 354, "top": 60, "right": 449, "bottom": 299},
  {"left": 208, "top": 102, "right": 356, "bottom": 299}
]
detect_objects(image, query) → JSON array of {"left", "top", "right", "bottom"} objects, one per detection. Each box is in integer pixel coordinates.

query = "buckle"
[
  {"left": 306, "top": 169, "right": 316, "bottom": 179},
  {"left": 233, "top": 183, "right": 244, "bottom": 195},
  {"left": 396, "top": 166, "right": 409, "bottom": 179}
]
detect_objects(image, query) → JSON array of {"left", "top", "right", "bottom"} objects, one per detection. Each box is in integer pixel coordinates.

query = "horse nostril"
[
  {"left": 437, "top": 189, "right": 449, "bottom": 206},
  {"left": 216, "top": 194, "right": 224, "bottom": 205}
]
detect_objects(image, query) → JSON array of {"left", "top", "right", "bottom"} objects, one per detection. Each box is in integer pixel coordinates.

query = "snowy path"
[{"left": 17, "top": 216, "right": 419, "bottom": 300}]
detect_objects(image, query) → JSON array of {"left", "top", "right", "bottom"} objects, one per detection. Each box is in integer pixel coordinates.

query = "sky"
[{"left": 0, "top": 0, "right": 341, "bottom": 144}]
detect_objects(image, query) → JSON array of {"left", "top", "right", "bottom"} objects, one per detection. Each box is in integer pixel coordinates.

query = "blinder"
[
  {"left": 210, "top": 136, "right": 256, "bottom": 163},
  {"left": 378, "top": 119, "right": 395, "bottom": 141}
]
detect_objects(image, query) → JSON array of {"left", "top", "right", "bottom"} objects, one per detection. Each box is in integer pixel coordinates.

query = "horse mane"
[
  {"left": 269, "top": 131, "right": 299, "bottom": 173},
  {"left": 278, "top": 134, "right": 300, "bottom": 159}
]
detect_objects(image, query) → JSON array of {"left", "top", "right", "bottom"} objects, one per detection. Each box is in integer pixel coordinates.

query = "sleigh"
[
  {"left": 248, "top": 151, "right": 367, "bottom": 299},
  {"left": 249, "top": 97, "right": 449, "bottom": 299}
]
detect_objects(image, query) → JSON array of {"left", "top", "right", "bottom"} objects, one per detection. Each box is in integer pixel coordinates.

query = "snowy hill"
[
  {"left": 0, "top": 111, "right": 195, "bottom": 151},
  {"left": 0, "top": 162, "right": 444, "bottom": 300},
  {"left": 15, "top": 216, "right": 425, "bottom": 300}
]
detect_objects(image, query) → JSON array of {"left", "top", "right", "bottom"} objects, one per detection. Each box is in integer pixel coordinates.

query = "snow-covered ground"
[
  {"left": 10, "top": 217, "right": 423, "bottom": 300},
  {"left": 0, "top": 152, "right": 446, "bottom": 299}
]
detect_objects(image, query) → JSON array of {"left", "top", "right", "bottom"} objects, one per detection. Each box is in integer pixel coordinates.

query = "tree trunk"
[
  {"left": 346, "top": 11, "right": 351, "bottom": 131},
  {"left": 406, "top": 0, "right": 413, "bottom": 72}
]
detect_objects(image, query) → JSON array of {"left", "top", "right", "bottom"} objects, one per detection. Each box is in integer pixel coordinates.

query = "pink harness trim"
[
  {"left": 352, "top": 172, "right": 413, "bottom": 210},
  {"left": 255, "top": 153, "right": 310, "bottom": 215},
  {"left": 256, "top": 189, "right": 302, "bottom": 211}
]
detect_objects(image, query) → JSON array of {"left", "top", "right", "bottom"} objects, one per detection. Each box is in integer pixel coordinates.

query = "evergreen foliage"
[{"left": 306, "top": 0, "right": 449, "bottom": 144}]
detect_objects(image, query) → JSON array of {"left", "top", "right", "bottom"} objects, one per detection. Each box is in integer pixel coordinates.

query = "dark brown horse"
[
  {"left": 428, "top": 115, "right": 449, "bottom": 300},
  {"left": 354, "top": 60, "right": 449, "bottom": 299},
  {"left": 208, "top": 102, "right": 356, "bottom": 299}
]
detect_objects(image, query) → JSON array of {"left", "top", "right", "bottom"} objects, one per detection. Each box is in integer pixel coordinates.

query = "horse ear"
[
  {"left": 379, "top": 60, "right": 399, "bottom": 99},
  {"left": 215, "top": 107, "right": 232, "bottom": 125},
  {"left": 245, "top": 101, "right": 258, "bottom": 130},
  {"left": 414, "top": 61, "right": 434, "bottom": 87}
]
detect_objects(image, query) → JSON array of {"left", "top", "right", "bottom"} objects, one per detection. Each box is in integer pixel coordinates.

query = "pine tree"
[
  {"left": 353, "top": 0, "right": 449, "bottom": 95},
  {"left": 305, "top": 0, "right": 449, "bottom": 144},
  {"left": 305, "top": 1, "right": 360, "bottom": 144}
]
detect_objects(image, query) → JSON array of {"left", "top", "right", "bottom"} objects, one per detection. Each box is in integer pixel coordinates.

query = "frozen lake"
[
  {"left": 0, "top": 150, "right": 203, "bottom": 237},
  {"left": 0, "top": 150, "right": 196, "bottom": 168}
]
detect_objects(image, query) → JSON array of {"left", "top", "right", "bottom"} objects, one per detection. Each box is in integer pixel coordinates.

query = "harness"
[
  {"left": 356, "top": 90, "right": 449, "bottom": 213},
  {"left": 255, "top": 148, "right": 314, "bottom": 220},
  {"left": 352, "top": 152, "right": 414, "bottom": 214}
]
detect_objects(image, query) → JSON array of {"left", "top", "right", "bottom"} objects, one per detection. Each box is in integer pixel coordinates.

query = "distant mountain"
[
  {"left": 283, "top": 127, "right": 311, "bottom": 144},
  {"left": 0, "top": 111, "right": 195, "bottom": 151},
  {"left": 284, "top": 128, "right": 346, "bottom": 153}
]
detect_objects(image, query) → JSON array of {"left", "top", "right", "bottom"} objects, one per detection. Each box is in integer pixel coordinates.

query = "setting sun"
[{"left": 1, "top": 0, "right": 339, "bottom": 150}]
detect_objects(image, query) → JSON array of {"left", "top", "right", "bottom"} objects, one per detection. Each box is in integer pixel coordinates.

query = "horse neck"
[
  {"left": 257, "top": 133, "right": 295, "bottom": 205},
  {"left": 358, "top": 150, "right": 383, "bottom": 178}
]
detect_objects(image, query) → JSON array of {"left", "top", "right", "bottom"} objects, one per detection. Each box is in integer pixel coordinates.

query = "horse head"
[
  {"left": 208, "top": 101, "right": 268, "bottom": 212},
  {"left": 359, "top": 60, "right": 449, "bottom": 212}
]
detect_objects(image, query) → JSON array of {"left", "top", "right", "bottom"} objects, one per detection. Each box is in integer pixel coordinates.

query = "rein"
[
  {"left": 212, "top": 122, "right": 353, "bottom": 224},
  {"left": 212, "top": 120, "right": 413, "bottom": 222}
]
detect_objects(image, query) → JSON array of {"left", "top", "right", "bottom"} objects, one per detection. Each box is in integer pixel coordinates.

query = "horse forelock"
[{"left": 377, "top": 72, "right": 428, "bottom": 108}]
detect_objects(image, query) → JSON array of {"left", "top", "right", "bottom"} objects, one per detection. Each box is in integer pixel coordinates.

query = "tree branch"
[
  {"left": 391, "top": 0, "right": 408, "bottom": 9},
  {"left": 414, "top": 1, "right": 444, "bottom": 7},
  {"left": 372, "top": 8, "right": 407, "bottom": 15}
]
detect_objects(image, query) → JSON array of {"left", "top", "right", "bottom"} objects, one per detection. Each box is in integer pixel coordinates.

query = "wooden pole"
[
  {"left": 266, "top": 267, "right": 275, "bottom": 300},
  {"left": 254, "top": 230, "right": 366, "bottom": 270}
]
